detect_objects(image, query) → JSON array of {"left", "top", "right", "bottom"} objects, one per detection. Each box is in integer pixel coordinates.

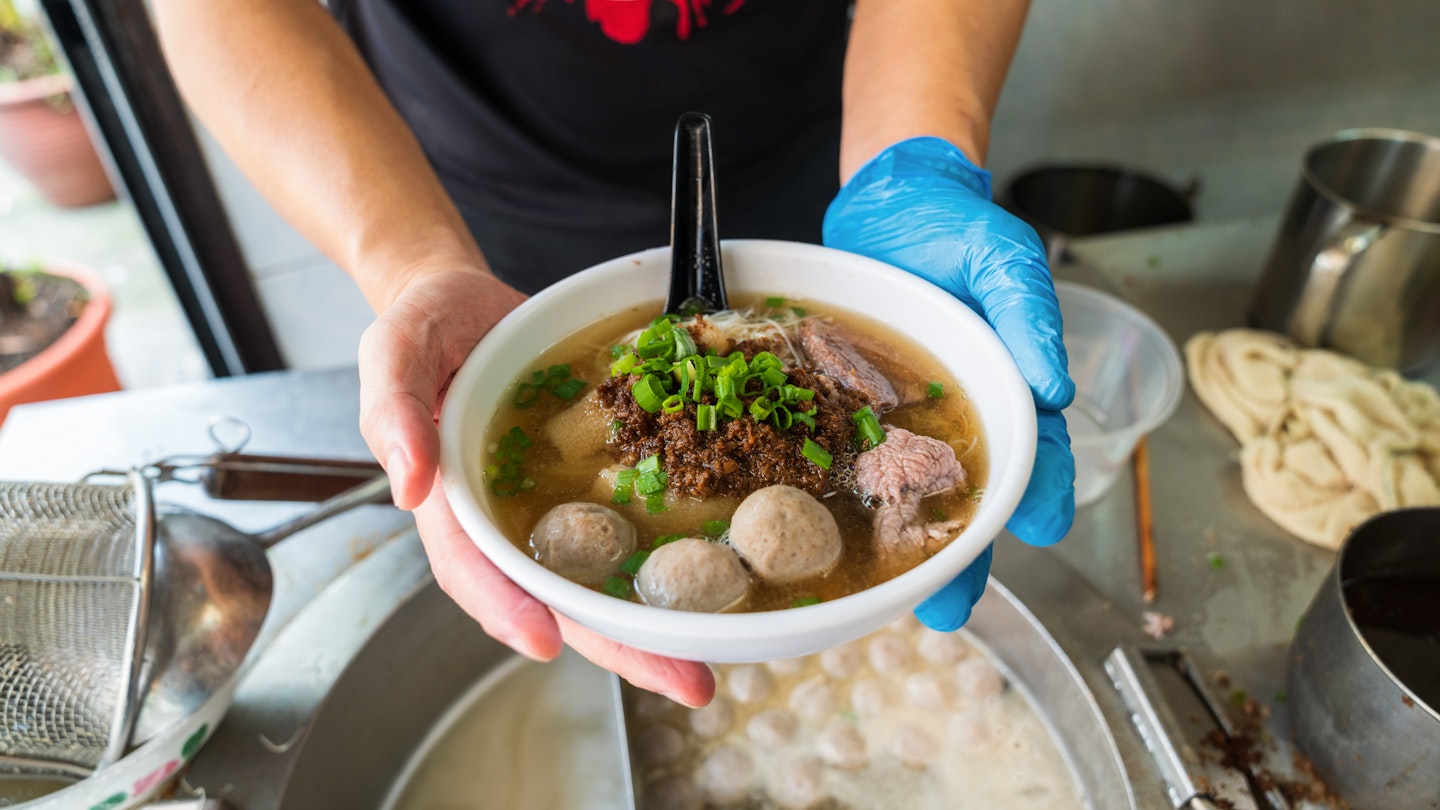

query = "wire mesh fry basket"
[{"left": 1, "top": 470, "right": 155, "bottom": 780}]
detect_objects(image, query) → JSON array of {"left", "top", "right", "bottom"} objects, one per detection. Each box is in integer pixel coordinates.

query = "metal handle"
[
  {"left": 1104, "top": 645, "right": 1261, "bottom": 810},
  {"left": 1288, "top": 220, "right": 1384, "bottom": 347},
  {"left": 253, "top": 474, "right": 392, "bottom": 549},
  {"left": 199, "top": 453, "right": 388, "bottom": 503}
]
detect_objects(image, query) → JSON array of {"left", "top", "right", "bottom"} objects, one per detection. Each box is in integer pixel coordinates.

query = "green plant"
[
  {"left": 0, "top": 262, "right": 89, "bottom": 374},
  {"left": 0, "top": 0, "right": 60, "bottom": 83}
]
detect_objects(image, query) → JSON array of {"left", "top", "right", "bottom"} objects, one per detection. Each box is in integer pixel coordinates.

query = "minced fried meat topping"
[{"left": 596, "top": 364, "right": 866, "bottom": 499}]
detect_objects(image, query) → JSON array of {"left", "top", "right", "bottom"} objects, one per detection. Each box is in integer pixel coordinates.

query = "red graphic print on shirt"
[{"left": 508, "top": 0, "right": 747, "bottom": 44}]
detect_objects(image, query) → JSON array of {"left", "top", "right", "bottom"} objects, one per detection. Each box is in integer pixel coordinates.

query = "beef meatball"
[
  {"left": 726, "top": 664, "right": 775, "bottom": 704},
  {"left": 697, "top": 746, "right": 754, "bottom": 805},
  {"left": 746, "top": 709, "right": 799, "bottom": 747},
  {"left": 636, "top": 538, "right": 749, "bottom": 612},
  {"left": 530, "top": 502, "right": 636, "bottom": 582},
  {"left": 727, "top": 485, "right": 841, "bottom": 582}
]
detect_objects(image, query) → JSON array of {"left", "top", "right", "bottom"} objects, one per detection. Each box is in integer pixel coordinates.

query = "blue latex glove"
[{"left": 823, "top": 136, "right": 1077, "bottom": 631}]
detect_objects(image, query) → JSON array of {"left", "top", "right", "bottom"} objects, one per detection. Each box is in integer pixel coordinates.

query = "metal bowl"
[{"left": 1287, "top": 506, "right": 1440, "bottom": 806}]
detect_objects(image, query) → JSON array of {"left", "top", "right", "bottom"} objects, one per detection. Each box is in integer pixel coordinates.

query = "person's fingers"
[
  {"left": 553, "top": 613, "right": 717, "bottom": 708},
  {"left": 357, "top": 270, "right": 528, "bottom": 510},
  {"left": 411, "top": 482, "right": 564, "bottom": 661},
  {"left": 358, "top": 302, "right": 448, "bottom": 510},
  {"left": 1005, "top": 408, "right": 1075, "bottom": 546},
  {"left": 969, "top": 256, "right": 1075, "bottom": 412},
  {"left": 913, "top": 543, "right": 993, "bottom": 632}
]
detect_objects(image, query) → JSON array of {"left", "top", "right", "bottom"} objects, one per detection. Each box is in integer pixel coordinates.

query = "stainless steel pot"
[
  {"left": 1250, "top": 128, "right": 1440, "bottom": 372},
  {"left": 1286, "top": 507, "right": 1440, "bottom": 808},
  {"left": 1001, "top": 163, "right": 1197, "bottom": 264}
]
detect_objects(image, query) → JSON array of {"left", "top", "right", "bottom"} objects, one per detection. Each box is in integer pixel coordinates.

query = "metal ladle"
[
  {"left": 129, "top": 473, "right": 393, "bottom": 744},
  {"left": 665, "top": 112, "right": 729, "bottom": 316}
]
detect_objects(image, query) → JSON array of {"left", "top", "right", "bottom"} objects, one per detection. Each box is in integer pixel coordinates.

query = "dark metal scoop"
[{"left": 665, "top": 112, "right": 728, "bottom": 316}]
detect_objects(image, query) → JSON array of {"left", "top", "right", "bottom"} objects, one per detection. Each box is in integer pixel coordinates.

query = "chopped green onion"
[
  {"left": 636, "top": 469, "right": 668, "bottom": 496},
  {"left": 602, "top": 576, "right": 633, "bottom": 600},
  {"left": 507, "top": 426, "right": 532, "bottom": 449},
  {"left": 802, "top": 438, "right": 833, "bottom": 470},
  {"left": 632, "top": 375, "right": 668, "bottom": 413},
  {"left": 716, "top": 393, "right": 744, "bottom": 420},
  {"left": 792, "top": 596, "right": 822, "bottom": 607},
  {"left": 645, "top": 493, "right": 667, "bottom": 514},
  {"left": 760, "top": 368, "right": 788, "bottom": 388},
  {"left": 792, "top": 409, "right": 816, "bottom": 431},
  {"left": 518, "top": 476, "right": 537, "bottom": 491},
  {"left": 771, "top": 405, "right": 793, "bottom": 431},
  {"left": 610, "top": 486, "right": 632, "bottom": 505},
  {"left": 546, "top": 364, "right": 572, "bottom": 382},
  {"left": 852, "top": 406, "right": 886, "bottom": 450},
  {"left": 652, "top": 533, "right": 686, "bottom": 548},
  {"left": 696, "top": 403, "right": 716, "bottom": 431},
  {"left": 620, "top": 550, "right": 651, "bottom": 576},
  {"left": 552, "top": 378, "right": 586, "bottom": 401},
  {"left": 672, "top": 327, "right": 697, "bottom": 359},
  {"left": 927, "top": 381, "right": 944, "bottom": 399},
  {"left": 610, "top": 353, "right": 638, "bottom": 376},
  {"left": 610, "top": 343, "right": 629, "bottom": 359},
  {"left": 512, "top": 383, "right": 541, "bottom": 409},
  {"left": 765, "top": 296, "right": 785, "bottom": 307},
  {"left": 661, "top": 394, "right": 685, "bottom": 414},
  {"left": 791, "top": 306, "right": 807, "bottom": 317},
  {"left": 750, "top": 351, "right": 781, "bottom": 372},
  {"left": 1207, "top": 552, "right": 1225, "bottom": 571},
  {"left": 637, "top": 454, "right": 662, "bottom": 474},
  {"left": 702, "top": 519, "right": 729, "bottom": 536},
  {"left": 782, "top": 385, "right": 815, "bottom": 403}
]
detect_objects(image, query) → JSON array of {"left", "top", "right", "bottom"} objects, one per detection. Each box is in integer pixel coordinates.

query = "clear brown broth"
[{"left": 478, "top": 297, "right": 989, "bottom": 611}]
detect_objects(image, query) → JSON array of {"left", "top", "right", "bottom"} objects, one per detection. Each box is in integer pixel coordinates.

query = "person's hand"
[
  {"left": 357, "top": 266, "right": 716, "bottom": 706},
  {"left": 822, "top": 136, "right": 1077, "bottom": 631}
]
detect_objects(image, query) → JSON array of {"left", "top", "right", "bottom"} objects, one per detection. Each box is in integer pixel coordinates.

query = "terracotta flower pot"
[
  {"left": 0, "top": 261, "right": 122, "bottom": 424},
  {"left": 0, "top": 73, "right": 116, "bottom": 208}
]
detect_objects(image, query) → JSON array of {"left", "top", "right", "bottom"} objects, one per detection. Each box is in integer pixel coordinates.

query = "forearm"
[
  {"left": 151, "top": 0, "right": 486, "bottom": 311},
  {"left": 840, "top": 0, "right": 1030, "bottom": 181}
]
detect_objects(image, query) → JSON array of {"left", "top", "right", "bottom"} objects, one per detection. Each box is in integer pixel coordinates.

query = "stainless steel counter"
[
  {"left": 0, "top": 218, "right": 1346, "bottom": 808},
  {"left": 1003, "top": 213, "right": 1340, "bottom": 807}
]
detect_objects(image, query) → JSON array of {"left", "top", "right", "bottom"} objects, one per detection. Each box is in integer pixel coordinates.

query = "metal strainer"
[{"left": 0, "top": 471, "right": 155, "bottom": 780}]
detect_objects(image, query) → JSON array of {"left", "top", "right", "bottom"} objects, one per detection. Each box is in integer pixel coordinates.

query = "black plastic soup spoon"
[{"left": 665, "top": 112, "right": 730, "bottom": 316}]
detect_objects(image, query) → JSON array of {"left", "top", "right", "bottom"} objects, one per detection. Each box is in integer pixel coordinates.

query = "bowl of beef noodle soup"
[{"left": 439, "top": 240, "right": 1037, "bottom": 662}]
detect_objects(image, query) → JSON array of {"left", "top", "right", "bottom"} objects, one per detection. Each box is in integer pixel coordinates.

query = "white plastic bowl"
[
  {"left": 439, "top": 240, "right": 1036, "bottom": 663},
  {"left": 1056, "top": 280, "right": 1184, "bottom": 507}
]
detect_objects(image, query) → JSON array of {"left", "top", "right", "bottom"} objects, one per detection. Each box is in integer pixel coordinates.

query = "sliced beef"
[
  {"left": 855, "top": 427, "right": 966, "bottom": 505},
  {"left": 798, "top": 318, "right": 899, "bottom": 412},
  {"left": 855, "top": 426, "right": 968, "bottom": 554},
  {"left": 873, "top": 499, "right": 966, "bottom": 556}
]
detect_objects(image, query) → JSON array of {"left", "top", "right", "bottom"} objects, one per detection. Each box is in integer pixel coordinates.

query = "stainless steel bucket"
[
  {"left": 1249, "top": 128, "right": 1440, "bottom": 371},
  {"left": 1286, "top": 507, "right": 1440, "bottom": 808}
]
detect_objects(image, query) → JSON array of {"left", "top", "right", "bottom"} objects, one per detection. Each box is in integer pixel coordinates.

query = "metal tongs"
[
  {"left": 665, "top": 112, "right": 729, "bottom": 316},
  {"left": 1106, "top": 644, "right": 1291, "bottom": 810}
]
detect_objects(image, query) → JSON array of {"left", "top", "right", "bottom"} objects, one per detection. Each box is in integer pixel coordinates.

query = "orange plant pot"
[
  {"left": 0, "top": 74, "right": 117, "bottom": 208},
  {"left": 0, "top": 261, "right": 123, "bottom": 425}
]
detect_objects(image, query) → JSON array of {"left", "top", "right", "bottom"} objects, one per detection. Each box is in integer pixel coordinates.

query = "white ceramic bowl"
[{"left": 439, "top": 240, "right": 1036, "bottom": 662}]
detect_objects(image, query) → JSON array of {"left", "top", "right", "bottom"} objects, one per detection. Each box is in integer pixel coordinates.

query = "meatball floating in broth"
[
  {"left": 728, "top": 485, "right": 842, "bottom": 582},
  {"left": 636, "top": 538, "right": 749, "bottom": 613},
  {"left": 529, "top": 502, "right": 636, "bottom": 582},
  {"left": 479, "top": 296, "right": 988, "bottom": 612}
]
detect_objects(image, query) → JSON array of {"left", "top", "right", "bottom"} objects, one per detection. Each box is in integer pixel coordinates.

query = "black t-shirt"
[{"left": 330, "top": 0, "right": 848, "bottom": 237}]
